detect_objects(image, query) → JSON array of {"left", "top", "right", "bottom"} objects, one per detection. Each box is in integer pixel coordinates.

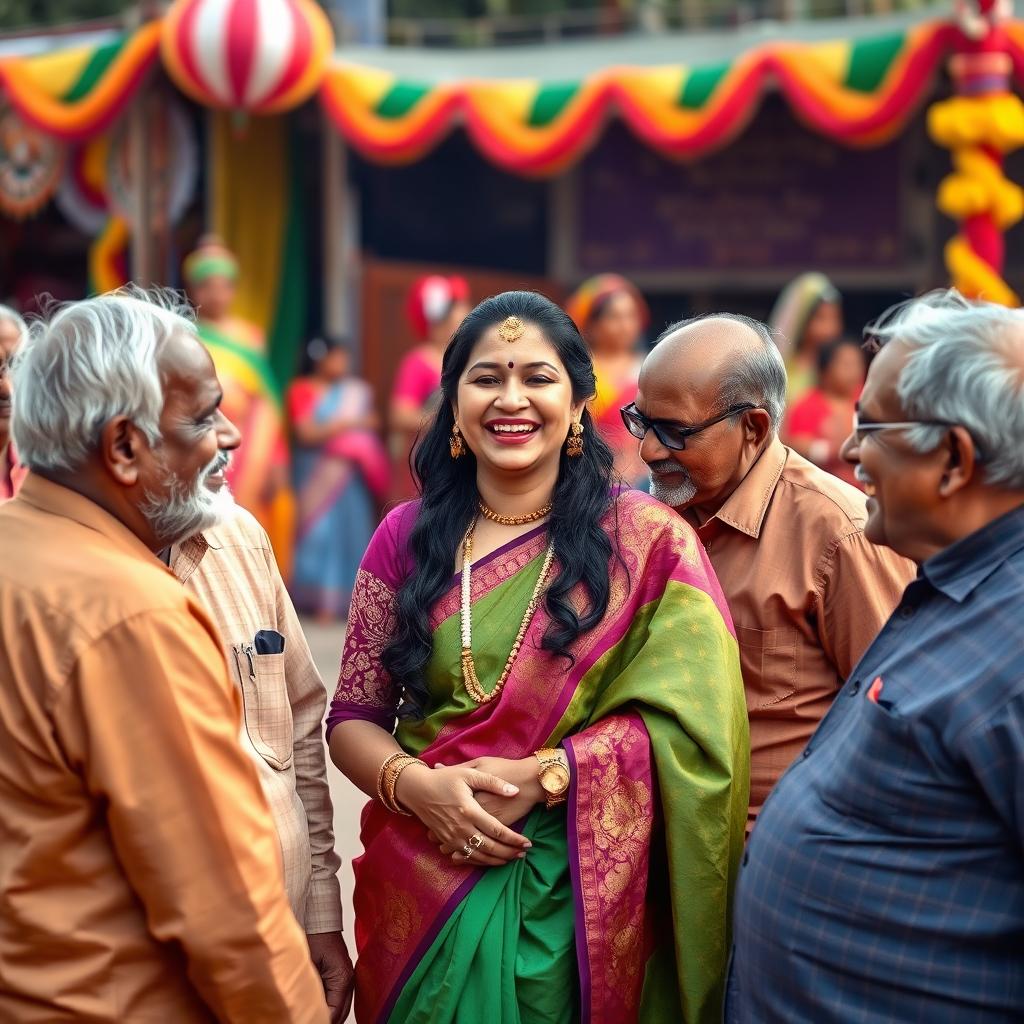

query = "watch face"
[{"left": 541, "top": 764, "right": 570, "bottom": 795}]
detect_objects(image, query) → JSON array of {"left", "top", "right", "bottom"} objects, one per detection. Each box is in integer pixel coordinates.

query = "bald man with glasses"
[{"left": 630, "top": 314, "right": 914, "bottom": 828}]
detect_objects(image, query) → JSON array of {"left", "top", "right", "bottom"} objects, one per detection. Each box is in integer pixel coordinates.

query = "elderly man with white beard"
[
  {"left": 623, "top": 313, "right": 915, "bottom": 829},
  {"left": 0, "top": 288, "right": 328, "bottom": 1022}
]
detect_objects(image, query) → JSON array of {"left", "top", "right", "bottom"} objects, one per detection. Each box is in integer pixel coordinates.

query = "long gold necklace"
[
  {"left": 478, "top": 500, "right": 552, "bottom": 526},
  {"left": 460, "top": 518, "right": 555, "bottom": 705}
]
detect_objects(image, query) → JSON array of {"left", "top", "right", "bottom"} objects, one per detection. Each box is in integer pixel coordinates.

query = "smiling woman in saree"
[{"left": 327, "top": 291, "right": 749, "bottom": 1024}]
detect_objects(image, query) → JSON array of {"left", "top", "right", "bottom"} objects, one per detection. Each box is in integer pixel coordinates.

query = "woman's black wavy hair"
[{"left": 381, "top": 290, "right": 617, "bottom": 718}]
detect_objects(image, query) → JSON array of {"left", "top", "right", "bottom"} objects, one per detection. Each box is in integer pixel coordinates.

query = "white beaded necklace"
[{"left": 459, "top": 517, "right": 555, "bottom": 705}]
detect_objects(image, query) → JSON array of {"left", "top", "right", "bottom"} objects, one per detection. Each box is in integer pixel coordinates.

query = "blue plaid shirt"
[{"left": 726, "top": 505, "right": 1024, "bottom": 1023}]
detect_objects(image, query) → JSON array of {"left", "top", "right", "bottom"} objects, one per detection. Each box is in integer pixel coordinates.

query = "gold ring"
[
  {"left": 469, "top": 834, "right": 484, "bottom": 849},
  {"left": 461, "top": 844, "right": 473, "bottom": 858}
]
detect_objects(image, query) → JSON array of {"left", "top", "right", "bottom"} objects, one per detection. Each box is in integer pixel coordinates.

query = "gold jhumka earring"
[
  {"left": 498, "top": 316, "right": 525, "bottom": 343},
  {"left": 450, "top": 423, "right": 466, "bottom": 459},
  {"left": 566, "top": 421, "right": 584, "bottom": 458}
]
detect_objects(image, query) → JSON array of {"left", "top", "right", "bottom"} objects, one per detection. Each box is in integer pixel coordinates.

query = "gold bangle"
[
  {"left": 381, "top": 753, "right": 424, "bottom": 815},
  {"left": 386, "top": 756, "right": 423, "bottom": 815},
  {"left": 376, "top": 752, "right": 407, "bottom": 809}
]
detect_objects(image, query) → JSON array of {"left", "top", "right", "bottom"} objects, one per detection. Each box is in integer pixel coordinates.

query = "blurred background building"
[{"left": 0, "top": 0, "right": 1020, "bottom": 419}]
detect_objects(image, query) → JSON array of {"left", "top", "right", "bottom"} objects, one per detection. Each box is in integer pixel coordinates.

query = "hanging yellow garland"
[{"left": 928, "top": 90, "right": 1024, "bottom": 306}]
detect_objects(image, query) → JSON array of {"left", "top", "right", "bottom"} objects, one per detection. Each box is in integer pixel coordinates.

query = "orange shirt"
[
  {"left": 684, "top": 439, "right": 916, "bottom": 827},
  {"left": 0, "top": 475, "right": 327, "bottom": 1023}
]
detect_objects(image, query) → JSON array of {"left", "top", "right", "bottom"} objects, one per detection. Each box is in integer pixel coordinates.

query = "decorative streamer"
[
  {"left": 88, "top": 215, "right": 130, "bottom": 294},
  {"left": 319, "top": 21, "right": 958, "bottom": 176}
]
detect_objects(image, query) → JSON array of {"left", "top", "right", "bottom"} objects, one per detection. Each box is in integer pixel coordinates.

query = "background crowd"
[{"left": 1, "top": 244, "right": 871, "bottom": 617}]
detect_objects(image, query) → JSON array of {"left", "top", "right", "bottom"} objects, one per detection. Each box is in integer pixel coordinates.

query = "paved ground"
[{"left": 300, "top": 615, "right": 363, "bottom": 1003}]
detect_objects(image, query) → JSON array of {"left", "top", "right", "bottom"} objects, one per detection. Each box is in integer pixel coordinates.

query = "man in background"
[{"left": 630, "top": 314, "right": 914, "bottom": 827}]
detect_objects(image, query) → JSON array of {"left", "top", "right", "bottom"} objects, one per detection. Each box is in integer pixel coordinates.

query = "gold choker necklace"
[{"left": 478, "top": 500, "right": 552, "bottom": 526}]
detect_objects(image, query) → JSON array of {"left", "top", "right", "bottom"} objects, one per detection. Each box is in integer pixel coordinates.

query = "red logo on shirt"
[{"left": 867, "top": 677, "right": 884, "bottom": 703}]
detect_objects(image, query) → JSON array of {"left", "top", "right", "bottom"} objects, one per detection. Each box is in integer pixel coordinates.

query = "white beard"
[
  {"left": 648, "top": 461, "right": 698, "bottom": 508},
  {"left": 141, "top": 450, "right": 236, "bottom": 546}
]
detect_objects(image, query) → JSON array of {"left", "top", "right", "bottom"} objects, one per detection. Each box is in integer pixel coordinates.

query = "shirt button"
[
  {"left": 848, "top": 679, "right": 861, "bottom": 697},
  {"left": 899, "top": 605, "right": 916, "bottom": 619},
  {"left": 802, "top": 747, "right": 812, "bottom": 759}
]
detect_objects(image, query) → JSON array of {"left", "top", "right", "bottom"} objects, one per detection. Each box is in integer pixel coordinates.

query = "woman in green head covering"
[
  {"left": 768, "top": 272, "right": 843, "bottom": 405},
  {"left": 183, "top": 235, "right": 293, "bottom": 572}
]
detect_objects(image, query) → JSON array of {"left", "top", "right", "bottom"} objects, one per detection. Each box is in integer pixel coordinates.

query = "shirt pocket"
[
  {"left": 818, "top": 695, "right": 913, "bottom": 822},
  {"left": 735, "top": 624, "right": 798, "bottom": 711},
  {"left": 232, "top": 643, "right": 294, "bottom": 771}
]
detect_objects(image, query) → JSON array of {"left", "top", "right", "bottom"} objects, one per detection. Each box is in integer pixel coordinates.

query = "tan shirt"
[
  {"left": 172, "top": 510, "right": 342, "bottom": 934},
  {"left": 684, "top": 439, "right": 915, "bottom": 825},
  {"left": 0, "top": 474, "right": 328, "bottom": 1023}
]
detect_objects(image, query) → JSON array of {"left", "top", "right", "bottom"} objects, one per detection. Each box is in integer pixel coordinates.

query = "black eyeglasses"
[
  {"left": 620, "top": 402, "right": 758, "bottom": 451},
  {"left": 852, "top": 410, "right": 958, "bottom": 444},
  {"left": 852, "top": 409, "right": 986, "bottom": 462}
]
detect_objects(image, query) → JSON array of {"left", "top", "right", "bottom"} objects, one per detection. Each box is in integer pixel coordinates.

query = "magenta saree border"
[
  {"left": 378, "top": 869, "right": 483, "bottom": 1023},
  {"left": 564, "top": 740, "right": 593, "bottom": 1020},
  {"left": 564, "top": 712, "right": 654, "bottom": 1024}
]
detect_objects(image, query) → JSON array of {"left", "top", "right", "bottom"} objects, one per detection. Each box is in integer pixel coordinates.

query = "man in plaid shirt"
[
  {"left": 171, "top": 492, "right": 353, "bottom": 1021},
  {"left": 727, "top": 289, "right": 1024, "bottom": 1022}
]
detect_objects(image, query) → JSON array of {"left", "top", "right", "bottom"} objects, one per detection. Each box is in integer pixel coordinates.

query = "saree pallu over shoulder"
[
  {"left": 328, "top": 492, "right": 749, "bottom": 1024},
  {"left": 564, "top": 711, "right": 654, "bottom": 1022}
]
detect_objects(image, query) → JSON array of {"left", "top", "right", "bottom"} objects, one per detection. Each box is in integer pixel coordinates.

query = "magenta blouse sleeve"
[{"left": 325, "top": 503, "right": 417, "bottom": 739}]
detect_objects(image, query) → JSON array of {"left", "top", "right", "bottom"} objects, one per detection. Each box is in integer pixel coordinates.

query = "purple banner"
[{"left": 577, "top": 101, "right": 906, "bottom": 274}]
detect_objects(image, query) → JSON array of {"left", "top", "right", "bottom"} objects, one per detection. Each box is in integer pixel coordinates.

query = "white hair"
[
  {"left": 0, "top": 303, "right": 27, "bottom": 345},
  {"left": 10, "top": 287, "right": 196, "bottom": 473},
  {"left": 867, "top": 288, "right": 1024, "bottom": 489}
]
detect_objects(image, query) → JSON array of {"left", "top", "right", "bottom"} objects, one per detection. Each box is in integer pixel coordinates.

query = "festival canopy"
[{"left": 3, "top": 8, "right": 1024, "bottom": 175}]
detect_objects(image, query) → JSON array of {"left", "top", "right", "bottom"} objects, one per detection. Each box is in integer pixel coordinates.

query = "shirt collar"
[
  {"left": 16, "top": 472, "right": 168, "bottom": 569},
  {"left": 690, "top": 436, "right": 787, "bottom": 540},
  {"left": 921, "top": 503, "right": 1024, "bottom": 602},
  {"left": 169, "top": 530, "right": 222, "bottom": 584}
]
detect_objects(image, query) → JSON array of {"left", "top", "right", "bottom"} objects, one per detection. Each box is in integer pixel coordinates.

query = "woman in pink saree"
[
  {"left": 287, "top": 336, "right": 389, "bottom": 619},
  {"left": 328, "top": 292, "right": 749, "bottom": 1023}
]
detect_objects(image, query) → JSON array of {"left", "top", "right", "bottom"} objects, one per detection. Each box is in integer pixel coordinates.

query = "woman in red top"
[
  {"left": 0, "top": 305, "right": 27, "bottom": 500},
  {"left": 784, "top": 336, "right": 866, "bottom": 488},
  {"left": 389, "top": 275, "right": 472, "bottom": 500}
]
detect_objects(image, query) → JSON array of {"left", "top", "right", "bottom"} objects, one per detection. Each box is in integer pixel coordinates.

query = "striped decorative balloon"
[{"left": 161, "top": 0, "right": 334, "bottom": 114}]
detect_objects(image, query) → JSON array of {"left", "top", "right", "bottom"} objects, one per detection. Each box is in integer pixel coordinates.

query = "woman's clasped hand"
[{"left": 396, "top": 759, "right": 535, "bottom": 866}]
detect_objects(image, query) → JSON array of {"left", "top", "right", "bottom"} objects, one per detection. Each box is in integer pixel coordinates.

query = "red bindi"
[{"left": 507, "top": 361, "right": 514, "bottom": 369}]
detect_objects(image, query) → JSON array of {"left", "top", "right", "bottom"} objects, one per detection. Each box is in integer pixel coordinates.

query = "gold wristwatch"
[{"left": 534, "top": 747, "right": 570, "bottom": 809}]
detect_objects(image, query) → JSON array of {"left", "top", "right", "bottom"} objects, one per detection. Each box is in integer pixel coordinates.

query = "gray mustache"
[
  {"left": 204, "top": 451, "right": 232, "bottom": 478},
  {"left": 648, "top": 460, "right": 685, "bottom": 475}
]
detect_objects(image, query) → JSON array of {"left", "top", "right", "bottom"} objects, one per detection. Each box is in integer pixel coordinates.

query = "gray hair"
[
  {"left": 866, "top": 288, "right": 1024, "bottom": 489},
  {"left": 656, "top": 313, "right": 788, "bottom": 432},
  {"left": 0, "top": 304, "right": 27, "bottom": 345},
  {"left": 11, "top": 287, "right": 196, "bottom": 473}
]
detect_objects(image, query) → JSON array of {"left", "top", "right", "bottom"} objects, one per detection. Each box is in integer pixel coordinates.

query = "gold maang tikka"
[{"left": 498, "top": 316, "right": 525, "bottom": 343}]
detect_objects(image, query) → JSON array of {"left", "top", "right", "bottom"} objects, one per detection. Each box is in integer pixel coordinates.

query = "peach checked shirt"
[{"left": 173, "top": 508, "right": 342, "bottom": 935}]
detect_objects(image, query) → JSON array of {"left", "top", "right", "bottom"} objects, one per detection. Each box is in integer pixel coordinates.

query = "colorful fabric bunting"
[{"left": 319, "top": 21, "right": 964, "bottom": 175}]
